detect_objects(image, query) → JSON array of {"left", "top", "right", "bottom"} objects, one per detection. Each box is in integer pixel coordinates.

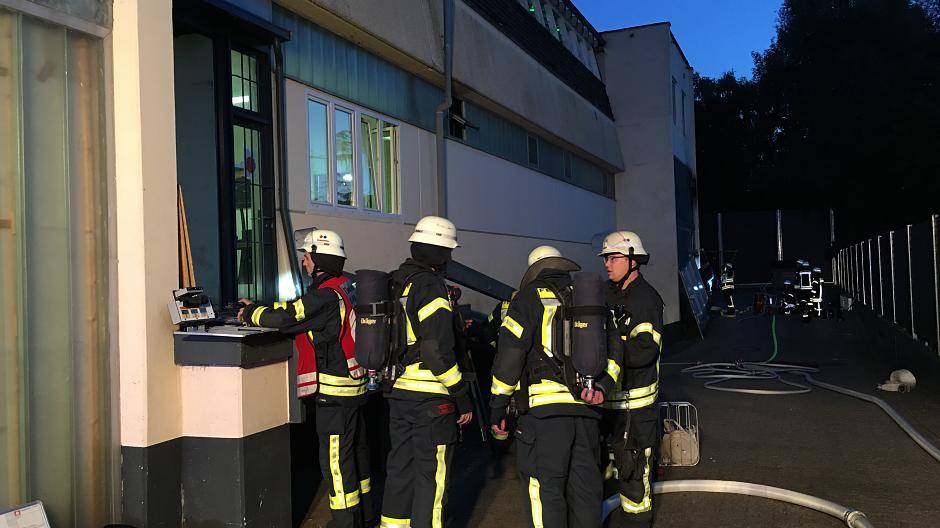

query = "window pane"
[
  {"left": 307, "top": 100, "right": 329, "bottom": 203},
  {"left": 528, "top": 135, "right": 539, "bottom": 166},
  {"left": 360, "top": 114, "right": 381, "bottom": 210},
  {"left": 231, "top": 49, "right": 258, "bottom": 112},
  {"left": 334, "top": 108, "right": 354, "bottom": 206},
  {"left": 234, "top": 124, "right": 265, "bottom": 300},
  {"left": 382, "top": 122, "right": 400, "bottom": 214}
]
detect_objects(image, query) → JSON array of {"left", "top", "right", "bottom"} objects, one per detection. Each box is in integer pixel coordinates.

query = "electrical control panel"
[{"left": 168, "top": 287, "right": 216, "bottom": 326}]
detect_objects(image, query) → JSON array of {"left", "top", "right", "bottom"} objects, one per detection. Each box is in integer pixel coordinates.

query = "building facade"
[{"left": 0, "top": 1, "right": 697, "bottom": 526}]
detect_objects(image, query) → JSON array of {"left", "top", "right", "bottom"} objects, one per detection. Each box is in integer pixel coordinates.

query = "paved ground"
[{"left": 303, "top": 296, "right": 940, "bottom": 527}]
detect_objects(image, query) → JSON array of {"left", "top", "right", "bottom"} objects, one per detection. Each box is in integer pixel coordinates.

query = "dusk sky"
[{"left": 574, "top": 0, "right": 784, "bottom": 79}]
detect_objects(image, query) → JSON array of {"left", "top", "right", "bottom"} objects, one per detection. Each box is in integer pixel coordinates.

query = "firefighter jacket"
[
  {"left": 603, "top": 274, "right": 664, "bottom": 410},
  {"left": 490, "top": 268, "right": 617, "bottom": 420},
  {"left": 388, "top": 259, "right": 472, "bottom": 414},
  {"left": 484, "top": 299, "right": 512, "bottom": 348},
  {"left": 242, "top": 274, "right": 366, "bottom": 405}
]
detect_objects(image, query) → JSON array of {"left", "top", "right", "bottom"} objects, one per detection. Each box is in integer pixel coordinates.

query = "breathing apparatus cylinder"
[
  {"left": 569, "top": 272, "right": 608, "bottom": 391},
  {"left": 353, "top": 269, "right": 393, "bottom": 391}
]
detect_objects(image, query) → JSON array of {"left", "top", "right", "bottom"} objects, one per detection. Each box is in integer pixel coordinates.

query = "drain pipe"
[
  {"left": 274, "top": 41, "right": 302, "bottom": 297},
  {"left": 603, "top": 480, "right": 875, "bottom": 528},
  {"left": 434, "top": 0, "right": 454, "bottom": 218}
]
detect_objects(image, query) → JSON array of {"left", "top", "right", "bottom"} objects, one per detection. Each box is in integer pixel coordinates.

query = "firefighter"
[
  {"left": 379, "top": 216, "right": 473, "bottom": 528},
  {"left": 490, "top": 245, "right": 617, "bottom": 528},
  {"left": 239, "top": 229, "right": 372, "bottom": 528},
  {"left": 719, "top": 262, "right": 735, "bottom": 316},
  {"left": 598, "top": 231, "right": 665, "bottom": 528}
]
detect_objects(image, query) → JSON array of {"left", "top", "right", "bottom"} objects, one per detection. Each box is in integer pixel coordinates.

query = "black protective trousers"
[
  {"left": 515, "top": 414, "right": 602, "bottom": 528},
  {"left": 603, "top": 406, "right": 658, "bottom": 527},
  {"left": 315, "top": 402, "right": 374, "bottom": 528},
  {"left": 380, "top": 398, "right": 459, "bottom": 528}
]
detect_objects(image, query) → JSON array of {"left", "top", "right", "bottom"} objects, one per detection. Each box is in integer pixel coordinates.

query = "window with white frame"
[{"left": 306, "top": 92, "right": 401, "bottom": 215}]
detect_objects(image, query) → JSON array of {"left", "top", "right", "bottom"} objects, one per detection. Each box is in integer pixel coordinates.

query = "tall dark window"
[{"left": 227, "top": 47, "right": 276, "bottom": 303}]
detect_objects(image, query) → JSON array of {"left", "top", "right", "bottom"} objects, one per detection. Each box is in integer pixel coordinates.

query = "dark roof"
[{"left": 462, "top": 0, "right": 613, "bottom": 118}]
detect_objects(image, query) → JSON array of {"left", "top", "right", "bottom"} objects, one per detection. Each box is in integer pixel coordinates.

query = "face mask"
[{"left": 411, "top": 242, "right": 452, "bottom": 270}]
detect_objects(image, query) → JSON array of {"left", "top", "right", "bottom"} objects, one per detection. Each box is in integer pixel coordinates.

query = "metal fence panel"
[
  {"left": 868, "top": 238, "right": 881, "bottom": 315},
  {"left": 893, "top": 229, "right": 912, "bottom": 333},
  {"left": 878, "top": 234, "right": 893, "bottom": 321},
  {"left": 910, "top": 220, "right": 938, "bottom": 350}
]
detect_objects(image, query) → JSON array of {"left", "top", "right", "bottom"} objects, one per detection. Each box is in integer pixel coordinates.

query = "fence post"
[
  {"left": 908, "top": 225, "right": 916, "bottom": 339},
  {"left": 890, "top": 232, "right": 897, "bottom": 324},
  {"left": 933, "top": 215, "right": 939, "bottom": 357},
  {"left": 877, "top": 235, "right": 884, "bottom": 317},
  {"left": 868, "top": 238, "right": 881, "bottom": 306}
]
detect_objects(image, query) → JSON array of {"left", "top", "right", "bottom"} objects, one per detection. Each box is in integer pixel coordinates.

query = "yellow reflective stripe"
[
  {"left": 500, "top": 315, "right": 524, "bottom": 339},
  {"left": 418, "top": 297, "right": 452, "bottom": 322},
  {"left": 528, "top": 380, "right": 570, "bottom": 395},
  {"left": 405, "top": 311, "right": 417, "bottom": 345},
  {"left": 621, "top": 448, "right": 653, "bottom": 513},
  {"left": 250, "top": 306, "right": 268, "bottom": 326},
  {"left": 604, "top": 392, "right": 657, "bottom": 410},
  {"left": 329, "top": 489, "right": 361, "bottom": 510},
  {"left": 620, "top": 335, "right": 627, "bottom": 341},
  {"left": 293, "top": 299, "right": 306, "bottom": 321},
  {"left": 328, "top": 435, "right": 345, "bottom": 508},
  {"left": 380, "top": 516, "right": 411, "bottom": 527},
  {"left": 437, "top": 364, "right": 463, "bottom": 388},
  {"left": 360, "top": 477, "right": 371, "bottom": 494},
  {"left": 528, "top": 477, "right": 544, "bottom": 528},
  {"left": 530, "top": 393, "right": 583, "bottom": 407},
  {"left": 334, "top": 290, "right": 345, "bottom": 322},
  {"left": 629, "top": 381, "right": 658, "bottom": 399},
  {"left": 536, "top": 288, "right": 555, "bottom": 299},
  {"left": 629, "top": 322, "right": 662, "bottom": 347},
  {"left": 273, "top": 301, "right": 287, "bottom": 310},
  {"left": 320, "top": 384, "right": 367, "bottom": 397},
  {"left": 401, "top": 363, "right": 440, "bottom": 380},
  {"left": 432, "top": 445, "right": 447, "bottom": 528},
  {"left": 402, "top": 283, "right": 413, "bottom": 296},
  {"left": 540, "top": 300, "right": 559, "bottom": 357},
  {"left": 491, "top": 376, "right": 517, "bottom": 396},
  {"left": 393, "top": 378, "right": 449, "bottom": 395},
  {"left": 318, "top": 373, "right": 368, "bottom": 386},
  {"left": 606, "top": 359, "right": 622, "bottom": 382}
]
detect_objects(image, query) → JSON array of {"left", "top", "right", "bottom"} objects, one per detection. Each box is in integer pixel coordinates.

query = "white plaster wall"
[
  {"left": 601, "top": 25, "right": 682, "bottom": 323},
  {"left": 670, "top": 40, "right": 696, "bottom": 169},
  {"left": 284, "top": 79, "right": 615, "bottom": 313},
  {"left": 275, "top": 0, "right": 623, "bottom": 170},
  {"left": 112, "top": 0, "right": 182, "bottom": 447},
  {"left": 180, "top": 363, "right": 289, "bottom": 438}
]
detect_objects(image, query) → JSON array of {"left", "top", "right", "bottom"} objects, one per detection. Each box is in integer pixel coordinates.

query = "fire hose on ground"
[
  {"left": 602, "top": 315, "right": 940, "bottom": 526},
  {"left": 602, "top": 480, "right": 874, "bottom": 528}
]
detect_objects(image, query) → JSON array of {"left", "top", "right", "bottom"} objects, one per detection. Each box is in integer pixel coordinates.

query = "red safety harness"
[{"left": 295, "top": 275, "right": 364, "bottom": 398}]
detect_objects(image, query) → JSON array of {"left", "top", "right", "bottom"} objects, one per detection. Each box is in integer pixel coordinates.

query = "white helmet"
[
  {"left": 528, "top": 245, "right": 562, "bottom": 266},
  {"left": 598, "top": 231, "right": 648, "bottom": 261},
  {"left": 299, "top": 229, "right": 346, "bottom": 258},
  {"left": 408, "top": 216, "right": 459, "bottom": 249}
]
